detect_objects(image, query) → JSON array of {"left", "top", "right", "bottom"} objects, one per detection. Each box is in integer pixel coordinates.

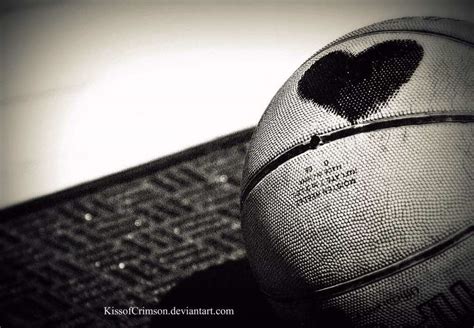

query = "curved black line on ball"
[
  {"left": 262, "top": 225, "right": 473, "bottom": 303},
  {"left": 240, "top": 113, "right": 474, "bottom": 204}
]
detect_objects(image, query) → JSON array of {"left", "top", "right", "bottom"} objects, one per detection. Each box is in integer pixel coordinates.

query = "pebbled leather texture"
[
  {"left": 242, "top": 17, "right": 474, "bottom": 189},
  {"left": 241, "top": 17, "right": 474, "bottom": 327}
]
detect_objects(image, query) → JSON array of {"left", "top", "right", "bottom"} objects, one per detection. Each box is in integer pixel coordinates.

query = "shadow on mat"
[
  {"left": 150, "top": 258, "right": 356, "bottom": 328},
  {"left": 150, "top": 259, "right": 293, "bottom": 327},
  {"left": 150, "top": 258, "right": 474, "bottom": 328}
]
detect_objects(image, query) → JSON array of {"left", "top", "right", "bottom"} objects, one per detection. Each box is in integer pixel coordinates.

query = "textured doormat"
[{"left": 0, "top": 128, "right": 290, "bottom": 328}]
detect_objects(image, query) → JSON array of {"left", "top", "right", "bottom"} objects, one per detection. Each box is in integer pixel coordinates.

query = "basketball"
[{"left": 241, "top": 17, "right": 473, "bottom": 327}]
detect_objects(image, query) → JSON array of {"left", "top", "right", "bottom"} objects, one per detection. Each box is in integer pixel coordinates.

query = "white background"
[{"left": 1, "top": 0, "right": 472, "bottom": 208}]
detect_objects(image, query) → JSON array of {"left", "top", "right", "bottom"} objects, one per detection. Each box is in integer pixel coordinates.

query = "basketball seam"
[
  {"left": 243, "top": 23, "right": 474, "bottom": 197},
  {"left": 261, "top": 224, "right": 473, "bottom": 303},
  {"left": 241, "top": 114, "right": 474, "bottom": 203}
]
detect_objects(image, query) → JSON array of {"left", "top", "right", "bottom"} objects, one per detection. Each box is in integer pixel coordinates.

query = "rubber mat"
[{"left": 0, "top": 128, "right": 254, "bottom": 327}]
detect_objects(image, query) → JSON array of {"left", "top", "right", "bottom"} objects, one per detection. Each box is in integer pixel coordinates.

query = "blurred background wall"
[{"left": 1, "top": 0, "right": 472, "bottom": 208}]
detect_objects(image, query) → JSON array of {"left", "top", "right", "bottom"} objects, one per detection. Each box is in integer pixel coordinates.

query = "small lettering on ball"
[{"left": 292, "top": 161, "right": 358, "bottom": 206}]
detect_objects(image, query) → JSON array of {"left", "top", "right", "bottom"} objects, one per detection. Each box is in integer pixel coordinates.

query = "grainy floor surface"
[{"left": 0, "top": 129, "right": 253, "bottom": 327}]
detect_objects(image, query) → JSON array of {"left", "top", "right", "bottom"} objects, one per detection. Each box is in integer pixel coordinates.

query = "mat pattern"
[{"left": 0, "top": 129, "right": 253, "bottom": 327}]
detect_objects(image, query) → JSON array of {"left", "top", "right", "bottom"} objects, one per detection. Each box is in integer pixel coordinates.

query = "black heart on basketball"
[{"left": 297, "top": 40, "right": 424, "bottom": 124}]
